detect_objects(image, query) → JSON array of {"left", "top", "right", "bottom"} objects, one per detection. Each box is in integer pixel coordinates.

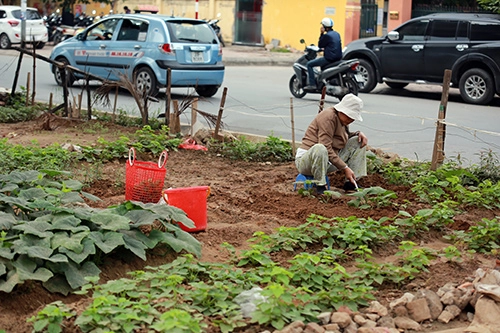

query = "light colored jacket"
[{"left": 299, "top": 107, "right": 358, "bottom": 169}]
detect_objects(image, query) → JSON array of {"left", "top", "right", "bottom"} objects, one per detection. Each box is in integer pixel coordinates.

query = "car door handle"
[
  {"left": 134, "top": 45, "right": 141, "bottom": 50},
  {"left": 412, "top": 44, "right": 424, "bottom": 52},
  {"left": 99, "top": 44, "right": 106, "bottom": 49},
  {"left": 456, "top": 44, "right": 469, "bottom": 52}
]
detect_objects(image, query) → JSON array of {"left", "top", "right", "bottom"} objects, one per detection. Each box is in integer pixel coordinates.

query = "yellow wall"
[{"left": 261, "top": 0, "right": 347, "bottom": 51}]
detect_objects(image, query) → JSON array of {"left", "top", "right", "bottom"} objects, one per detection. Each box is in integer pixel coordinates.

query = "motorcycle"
[
  {"left": 53, "top": 10, "right": 96, "bottom": 45},
  {"left": 44, "top": 12, "right": 62, "bottom": 43},
  {"left": 289, "top": 39, "right": 364, "bottom": 100},
  {"left": 206, "top": 13, "right": 225, "bottom": 47}
]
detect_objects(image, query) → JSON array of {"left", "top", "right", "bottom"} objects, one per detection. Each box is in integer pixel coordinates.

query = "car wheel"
[
  {"left": 357, "top": 58, "right": 376, "bottom": 93},
  {"left": 134, "top": 67, "right": 158, "bottom": 96},
  {"left": 195, "top": 85, "right": 219, "bottom": 97},
  {"left": 459, "top": 68, "right": 495, "bottom": 105},
  {"left": 289, "top": 74, "right": 306, "bottom": 98},
  {"left": 385, "top": 82, "right": 408, "bottom": 89},
  {"left": 35, "top": 41, "right": 45, "bottom": 49},
  {"left": 54, "top": 58, "right": 75, "bottom": 87},
  {"left": 0, "top": 34, "right": 11, "bottom": 49}
]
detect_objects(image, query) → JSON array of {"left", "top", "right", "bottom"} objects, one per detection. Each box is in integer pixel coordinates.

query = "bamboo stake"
[
  {"left": 213, "top": 87, "right": 227, "bottom": 140},
  {"left": 49, "top": 93, "right": 53, "bottom": 110},
  {"left": 431, "top": 69, "right": 451, "bottom": 170},
  {"left": 77, "top": 94, "right": 82, "bottom": 116},
  {"left": 290, "top": 97, "right": 296, "bottom": 157},
  {"left": 86, "top": 77, "right": 91, "bottom": 120},
  {"left": 25, "top": 72, "right": 30, "bottom": 106}
]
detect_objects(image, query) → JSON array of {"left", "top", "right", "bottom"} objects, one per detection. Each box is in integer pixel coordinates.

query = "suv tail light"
[
  {"left": 159, "top": 43, "right": 175, "bottom": 55},
  {"left": 350, "top": 62, "right": 359, "bottom": 71},
  {"left": 218, "top": 47, "right": 222, "bottom": 57},
  {"left": 8, "top": 20, "right": 20, "bottom": 27}
]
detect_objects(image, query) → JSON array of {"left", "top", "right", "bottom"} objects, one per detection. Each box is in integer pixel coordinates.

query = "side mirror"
[
  {"left": 76, "top": 33, "right": 84, "bottom": 41},
  {"left": 300, "top": 39, "right": 305, "bottom": 44},
  {"left": 387, "top": 30, "right": 399, "bottom": 41},
  {"left": 217, "top": 12, "right": 221, "bottom": 18}
]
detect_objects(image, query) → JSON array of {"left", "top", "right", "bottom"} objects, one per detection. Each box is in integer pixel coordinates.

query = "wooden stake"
[
  {"left": 290, "top": 97, "right": 296, "bottom": 157},
  {"left": 319, "top": 86, "right": 327, "bottom": 113},
  {"left": 431, "top": 69, "right": 451, "bottom": 170},
  {"left": 86, "top": 77, "right": 91, "bottom": 120},
  {"left": 49, "top": 93, "right": 53, "bottom": 110},
  {"left": 11, "top": 51, "right": 24, "bottom": 101},
  {"left": 165, "top": 68, "right": 172, "bottom": 126},
  {"left": 113, "top": 85, "right": 118, "bottom": 122},
  {"left": 213, "top": 87, "right": 227, "bottom": 140},
  {"left": 25, "top": 72, "right": 31, "bottom": 106},
  {"left": 78, "top": 94, "right": 82, "bottom": 114},
  {"left": 191, "top": 98, "right": 198, "bottom": 136},
  {"left": 31, "top": 46, "right": 36, "bottom": 105},
  {"left": 169, "top": 100, "right": 181, "bottom": 134}
]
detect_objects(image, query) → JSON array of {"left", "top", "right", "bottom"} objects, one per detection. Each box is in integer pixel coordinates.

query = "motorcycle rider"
[{"left": 304, "top": 17, "right": 342, "bottom": 92}]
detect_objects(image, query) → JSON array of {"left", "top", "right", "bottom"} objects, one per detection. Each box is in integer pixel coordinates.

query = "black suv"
[{"left": 342, "top": 13, "right": 500, "bottom": 105}]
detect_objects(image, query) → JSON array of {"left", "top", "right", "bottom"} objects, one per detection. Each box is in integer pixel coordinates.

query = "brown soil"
[{"left": 0, "top": 119, "right": 498, "bottom": 333}]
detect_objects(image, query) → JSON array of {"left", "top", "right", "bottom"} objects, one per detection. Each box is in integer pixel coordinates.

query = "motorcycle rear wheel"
[
  {"left": 338, "top": 77, "right": 358, "bottom": 100},
  {"left": 289, "top": 74, "right": 306, "bottom": 98}
]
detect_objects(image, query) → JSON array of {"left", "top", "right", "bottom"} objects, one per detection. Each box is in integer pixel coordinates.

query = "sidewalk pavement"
[
  {"left": 222, "top": 44, "right": 299, "bottom": 66},
  {"left": 7, "top": 43, "right": 300, "bottom": 67}
]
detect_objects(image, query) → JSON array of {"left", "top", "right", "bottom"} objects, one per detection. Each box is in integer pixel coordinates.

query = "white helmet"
[{"left": 321, "top": 17, "right": 334, "bottom": 28}]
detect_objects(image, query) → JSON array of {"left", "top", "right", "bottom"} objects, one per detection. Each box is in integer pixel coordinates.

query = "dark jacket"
[{"left": 318, "top": 30, "right": 342, "bottom": 62}]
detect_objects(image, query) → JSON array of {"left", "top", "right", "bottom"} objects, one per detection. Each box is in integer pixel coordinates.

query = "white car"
[{"left": 0, "top": 5, "right": 48, "bottom": 49}]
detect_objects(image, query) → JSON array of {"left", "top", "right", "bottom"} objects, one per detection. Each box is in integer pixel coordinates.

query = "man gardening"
[{"left": 295, "top": 93, "right": 368, "bottom": 194}]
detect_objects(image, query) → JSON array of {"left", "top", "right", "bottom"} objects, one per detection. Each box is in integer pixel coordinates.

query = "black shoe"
[
  {"left": 343, "top": 181, "right": 357, "bottom": 192},
  {"left": 303, "top": 85, "right": 317, "bottom": 92},
  {"left": 316, "top": 185, "right": 327, "bottom": 195}
]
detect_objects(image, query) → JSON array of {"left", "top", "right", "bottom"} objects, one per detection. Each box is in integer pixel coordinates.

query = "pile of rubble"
[{"left": 263, "top": 268, "right": 500, "bottom": 333}]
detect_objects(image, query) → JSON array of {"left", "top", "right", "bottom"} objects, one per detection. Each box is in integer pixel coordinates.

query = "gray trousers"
[{"left": 295, "top": 137, "right": 367, "bottom": 186}]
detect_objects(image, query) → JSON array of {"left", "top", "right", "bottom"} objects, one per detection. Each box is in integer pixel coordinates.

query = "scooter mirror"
[
  {"left": 217, "top": 13, "right": 221, "bottom": 18},
  {"left": 300, "top": 39, "right": 305, "bottom": 44},
  {"left": 92, "top": 10, "right": 96, "bottom": 15}
]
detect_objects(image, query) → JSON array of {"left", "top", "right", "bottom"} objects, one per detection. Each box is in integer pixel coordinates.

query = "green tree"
[{"left": 477, "top": 0, "right": 500, "bottom": 12}]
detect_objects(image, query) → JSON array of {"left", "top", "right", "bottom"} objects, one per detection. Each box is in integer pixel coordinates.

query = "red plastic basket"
[{"left": 125, "top": 148, "right": 168, "bottom": 203}]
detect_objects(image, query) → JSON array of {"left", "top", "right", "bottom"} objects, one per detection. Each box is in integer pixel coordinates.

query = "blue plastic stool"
[{"left": 293, "top": 174, "right": 330, "bottom": 191}]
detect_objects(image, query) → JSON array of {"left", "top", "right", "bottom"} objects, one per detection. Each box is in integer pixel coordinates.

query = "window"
[
  {"left": 167, "top": 21, "right": 217, "bottom": 44},
  {"left": 428, "top": 20, "right": 459, "bottom": 40},
  {"left": 398, "top": 20, "right": 429, "bottom": 41},
  {"left": 117, "top": 19, "right": 148, "bottom": 41},
  {"left": 11, "top": 9, "right": 41, "bottom": 20},
  {"left": 87, "top": 18, "right": 120, "bottom": 41},
  {"left": 470, "top": 21, "right": 500, "bottom": 41},
  {"left": 0, "top": 11, "right": 6, "bottom": 19}
]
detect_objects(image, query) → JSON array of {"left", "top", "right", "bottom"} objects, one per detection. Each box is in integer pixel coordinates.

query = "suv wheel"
[
  {"left": 357, "top": 59, "right": 377, "bottom": 93},
  {"left": 195, "top": 85, "right": 219, "bottom": 97},
  {"left": 0, "top": 34, "right": 11, "bottom": 49},
  {"left": 385, "top": 82, "right": 408, "bottom": 89},
  {"left": 459, "top": 68, "right": 495, "bottom": 105},
  {"left": 134, "top": 67, "right": 158, "bottom": 97}
]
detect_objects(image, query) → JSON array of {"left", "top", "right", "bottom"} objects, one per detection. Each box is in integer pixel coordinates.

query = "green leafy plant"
[
  {"left": 28, "top": 301, "right": 75, "bottom": 333},
  {"left": 445, "top": 217, "right": 500, "bottom": 253},
  {"left": 0, "top": 170, "right": 200, "bottom": 294},
  {"left": 347, "top": 186, "right": 397, "bottom": 209},
  {"left": 212, "top": 135, "right": 292, "bottom": 162}
]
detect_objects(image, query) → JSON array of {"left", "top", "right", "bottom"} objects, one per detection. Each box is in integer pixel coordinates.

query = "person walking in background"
[
  {"left": 304, "top": 17, "right": 342, "bottom": 91},
  {"left": 124, "top": 6, "right": 131, "bottom": 14},
  {"left": 295, "top": 94, "right": 368, "bottom": 194}
]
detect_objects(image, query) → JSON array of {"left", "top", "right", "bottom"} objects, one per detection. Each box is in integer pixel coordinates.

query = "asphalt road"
[{"left": 0, "top": 46, "right": 499, "bottom": 166}]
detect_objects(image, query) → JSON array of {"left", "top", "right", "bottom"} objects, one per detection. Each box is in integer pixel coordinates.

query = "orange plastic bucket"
[{"left": 163, "top": 186, "right": 210, "bottom": 232}]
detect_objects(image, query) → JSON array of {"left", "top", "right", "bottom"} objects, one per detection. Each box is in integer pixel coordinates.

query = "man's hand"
[
  {"left": 344, "top": 167, "right": 356, "bottom": 184},
  {"left": 358, "top": 132, "right": 368, "bottom": 148}
]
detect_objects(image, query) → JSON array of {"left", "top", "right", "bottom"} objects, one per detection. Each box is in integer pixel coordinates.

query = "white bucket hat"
[{"left": 334, "top": 94, "right": 363, "bottom": 122}]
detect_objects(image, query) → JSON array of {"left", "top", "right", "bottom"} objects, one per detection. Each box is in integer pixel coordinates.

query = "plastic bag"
[
  {"left": 233, "top": 287, "right": 267, "bottom": 318},
  {"left": 178, "top": 138, "right": 208, "bottom": 151}
]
